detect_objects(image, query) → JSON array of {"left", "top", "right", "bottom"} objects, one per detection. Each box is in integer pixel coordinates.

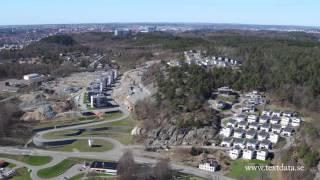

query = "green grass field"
[
  {"left": 69, "top": 173, "right": 85, "bottom": 180},
  {"left": 0, "top": 154, "right": 52, "bottom": 166},
  {"left": 12, "top": 167, "right": 32, "bottom": 180},
  {"left": 37, "top": 159, "right": 76, "bottom": 179},
  {"left": 47, "top": 139, "right": 113, "bottom": 152},
  {"left": 227, "top": 159, "right": 271, "bottom": 180},
  {"left": 42, "top": 115, "right": 136, "bottom": 145}
]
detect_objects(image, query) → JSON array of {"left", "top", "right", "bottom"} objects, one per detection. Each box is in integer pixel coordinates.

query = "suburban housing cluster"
[
  {"left": 167, "top": 50, "right": 241, "bottom": 68},
  {"left": 220, "top": 110, "right": 301, "bottom": 161}
]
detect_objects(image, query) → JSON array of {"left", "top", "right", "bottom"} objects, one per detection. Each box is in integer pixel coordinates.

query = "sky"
[{"left": 1, "top": 0, "right": 319, "bottom": 26}]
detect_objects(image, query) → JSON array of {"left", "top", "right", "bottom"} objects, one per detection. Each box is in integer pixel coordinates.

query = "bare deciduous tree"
[
  {"left": 154, "top": 158, "right": 172, "bottom": 180},
  {"left": 117, "top": 150, "right": 138, "bottom": 180}
]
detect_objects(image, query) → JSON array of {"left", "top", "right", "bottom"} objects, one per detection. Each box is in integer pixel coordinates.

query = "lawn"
[
  {"left": 12, "top": 167, "right": 32, "bottom": 180},
  {"left": 47, "top": 139, "right": 113, "bottom": 152},
  {"left": 227, "top": 159, "right": 271, "bottom": 180},
  {"left": 0, "top": 154, "right": 52, "bottom": 166},
  {"left": 69, "top": 173, "right": 85, "bottom": 180},
  {"left": 174, "top": 173, "right": 205, "bottom": 180},
  {"left": 37, "top": 159, "right": 76, "bottom": 179}
]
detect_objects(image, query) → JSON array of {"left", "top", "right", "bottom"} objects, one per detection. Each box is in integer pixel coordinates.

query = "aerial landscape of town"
[{"left": 1, "top": 1, "right": 320, "bottom": 180}]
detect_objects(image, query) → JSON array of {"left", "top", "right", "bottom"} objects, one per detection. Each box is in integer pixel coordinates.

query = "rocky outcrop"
[{"left": 144, "top": 125, "right": 218, "bottom": 146}]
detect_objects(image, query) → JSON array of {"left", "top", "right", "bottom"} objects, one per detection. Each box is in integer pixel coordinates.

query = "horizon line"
[{"left": 0, "top": 22, "right": 319, "bottom": 29}]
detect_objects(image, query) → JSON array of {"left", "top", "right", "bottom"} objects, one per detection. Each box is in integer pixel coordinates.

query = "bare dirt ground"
[{"left": 112, "top": 60, "right": 159, "bottom": 111}]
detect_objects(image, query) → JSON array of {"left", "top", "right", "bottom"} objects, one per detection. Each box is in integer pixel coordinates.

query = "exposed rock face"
[{"left": 144, "top": 125, "right": 218, "bottom": 146}]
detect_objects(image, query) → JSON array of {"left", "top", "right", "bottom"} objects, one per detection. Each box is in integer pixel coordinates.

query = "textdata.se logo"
[{"left": 245, "top": 164, "right": 305, "bottom": 171}]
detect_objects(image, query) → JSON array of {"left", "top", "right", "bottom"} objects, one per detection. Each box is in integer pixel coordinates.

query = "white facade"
[
  {"left": 257, "top": 132, "right": 269, "bottom": 141},
  {"left": 220, "top": 127, "right": 233, "bottom": 137},
  {"left": 234, "top": 115, "right": 246, "bottom": 123},
  {"left": 243, "top": 149, "right": 254, "bottom": 160},
  {"left": 229, "top": 149, "right": 241, "bottom": 160},
  {"left": 256, "top": 150, "right": 268, "bottom": 161},
  {"left": 199, "top": 160, "right": 219, "bottom": 172},
  {"left": 291, "top": 117, "right": 301, "bottom": 127},
  {"left": 247, "top": 115, "right": 258, "bottom": 123},
  {"left": 233, "top": 130, "right": 245, "bottom": 138},
  {"left": 268, "top": 133, "right": 279, "bottom": 144}
]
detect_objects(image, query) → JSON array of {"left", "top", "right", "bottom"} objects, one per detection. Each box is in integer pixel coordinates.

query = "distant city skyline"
[{"left": 1, "top": 0, "right": 319, "bottom": 26}]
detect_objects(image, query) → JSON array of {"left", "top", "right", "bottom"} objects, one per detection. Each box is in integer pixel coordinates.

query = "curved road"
[{"left": 0, "top": 110, "right": 232, "bottom": 180}]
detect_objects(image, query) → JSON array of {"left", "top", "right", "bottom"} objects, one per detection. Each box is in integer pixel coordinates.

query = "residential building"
[
  {"left": 229, "top": 148, "right": 242, "bottom": 160},
  {"left": 283, "top": 111, "right": 294, "bottom": 117},
  {"left": 233, "top": 138, "right": 246, "bottom": 149},
  {"left": 227, "top": 119, "right": 237, "bottom": 128},
  {"left": 291, "top": 117, "right": 301, "bottom": 127},
  {"left": 270, "top": 116, "right": 281, "bottom": 125},
  {"left": 256, "top": 150, "right": 268, "bottom": 161},
  {"left": 220, "top": 127, "right": 233, "bottom": 137},
  {"left": 272, "top": 111, "right": 282, "bottom": 117},
  {"left": 259, "top": 140, "right": 272, "bottom": 150},
  {"left": 268, "top": 133, "right": 279, "bottom": 144},
  {"left": 257, "top": 131, "right": 269, "bottom": 141},
  {"left": 248, "top": 115, "right": 258, "bottom": 123},
  {"left": 280, "top": 116, "right": 291, "bottom": 127},
  {"left": 262, "top": 110, "right": 272, "bottom": 116},
  {"left": 249, "top": 122, "right": 260, "bottom": 130},
  {"left": 259, "top": 115, "right": 270, "bottom": 124},
  {"left": 90, "top": 94, "right": 109, "bottom": 108},
  {"left": 243, "top": 149, "right": 254, "bottom": 160},
  {"left": 221, "top": 137, "right": 233, "bottom": 147},
  {"left": 271, "top": 124, "right": 282, "bottom": 134},
  {"left": 245, "top": 129, "right": 257, "bottom": 139},
  {"left": 233, "top": 129, "right": 245, "bottom": 138},
  {"left": 281, "top": 127, "right": 294, "bottom": 136},
  {"left": 238, "top": 121, "right": 248, "bottom": 129},
  {"left": 234, "top": 114, "right": 247, "bottom": 123},
  {"left": 199, "top": 159, "right": 219, "bottom": 172},
  {"left": 260, "top": 123, "right": 271, "bottom": 132},
  {"left": 246, "top": 139, "right": 259, "bottom": 149}
]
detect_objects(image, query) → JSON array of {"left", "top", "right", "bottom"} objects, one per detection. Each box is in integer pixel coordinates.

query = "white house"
[
  {"left": 271, "top": 124, "right": 282, "bottom": 134},
  {"left": 272, "top": 111, "right": 282, "bottom": 117},
  {"left": 234, "top": 115, "right": 247, "bottom": 123},
  {"left": 291, "top": 117, "right": 301, "bottom": 127},
  {"left": 227, "top": 119, "right": 238, "bottom": 128},
  {"left": 257, "top": 131, "right": 269, "bottom": 141},
  {"left": 221, "top": 137, "right": 233, "bottom": 147},
  {"left": 247, "top": 115, "right": 258, "bottom": 123},
  {"left": 262, "top": 110, "right": 272, "bottom": 116},
  {"left": 220, "top": 127, "right": 233, "bottom": 137},
  {"left": 260, "top": 123, "right": 271, "bottom": 132},
  {"left": 233, "top": 138, "right": 246, "bottom": 149},
  {"left": 281, "top": 127, "right": 294, "bottom": 137},
  {"left": 229, "top": 148, "right": 242, "bottom": 160},
  {"left": 259, "top": 140, "right": 272, "bottom": 150},
  {"left": 243, "top": 149, "right": 254, "bottom": 160},
  {"left": 280, "top": 116, "right": 291, "bottom": 127},
  {"left": 259, "top": 115, "right": 270, "bottom": 124},
  {"left": 256, "top": 150, "right": 268, "bottom": 161},
  {"left": 238, "top": 121, "right": 248, "bottom": 129},
  {"left": 246, "top": 129, "right": 257, "bottom": 139},
  {"left": 268, "top": 133, "right": 279, "bottom": 144},
  {"left": 199, "top": 159, "right": 219, "bottom": 172},
  {"left": 246, "top": 139, "right": 259, "bottom": 149},
  {"left": 283, "top": 111, "right": 294, "bottom": 117},
  {"left": 249, "top": 122, "right": 260, "bottom": 130},
  {"left": 270, "top": 116, "right": 281, "bottom": 125},
  {"left": 233, "top": 129, "right": 245, "bottom": 138}
]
